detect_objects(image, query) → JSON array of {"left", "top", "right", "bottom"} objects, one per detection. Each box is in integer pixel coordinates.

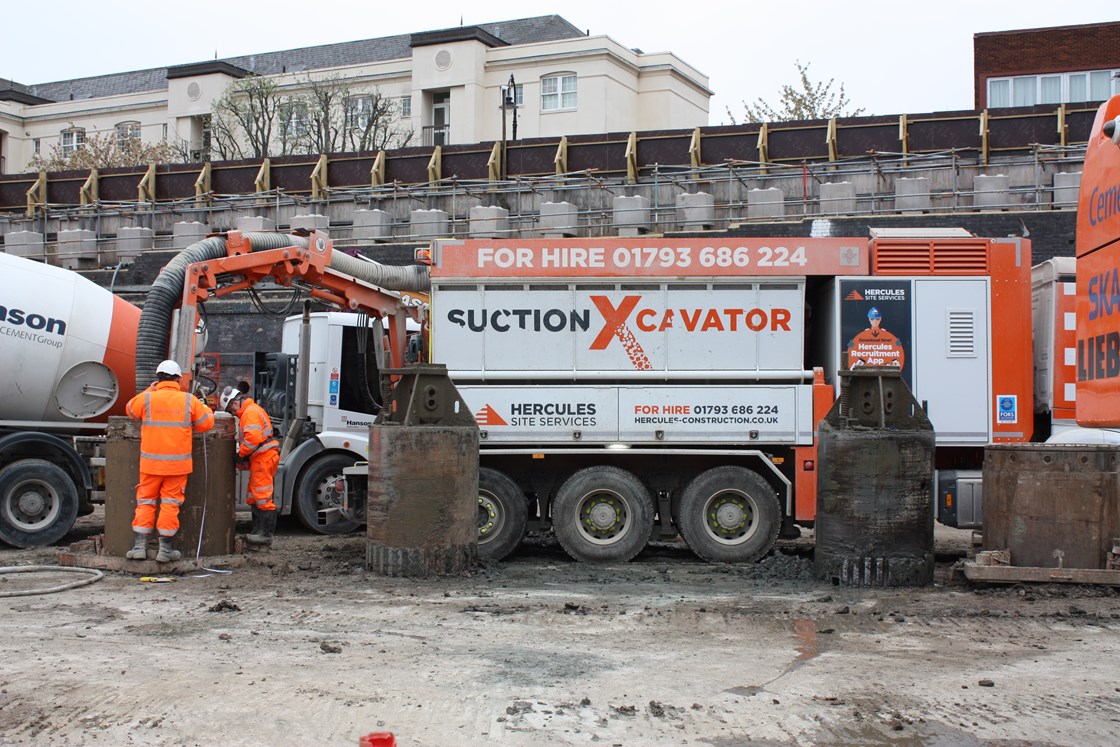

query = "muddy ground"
[{"left": 1, "top": 511, "right": 1118, "bottom": 747}]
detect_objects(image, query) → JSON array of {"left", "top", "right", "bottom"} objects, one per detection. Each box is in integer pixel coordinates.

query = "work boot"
[
  {"left": 155, "top": 536, "right": 182, "bottom": 563},
  {"left": 246, "top": 509, "right": 277, "bottom": 546},
  {"left": 125, "top": 533, "right": 148, "bottom": 560},
  {"left": 248, "top": 506, "right": 263, "bottom": 537}
]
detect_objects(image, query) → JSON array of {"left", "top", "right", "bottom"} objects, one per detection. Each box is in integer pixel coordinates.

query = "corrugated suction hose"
[{"left": 135, "top": 233, "right": 431, "bottom": 393}]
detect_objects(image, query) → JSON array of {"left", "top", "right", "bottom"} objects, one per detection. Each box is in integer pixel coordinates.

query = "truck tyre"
[
  {"left": 552, "top": 466, "right": 655, "bottom": 563},
  {"left": 0, "top": 460, "right": 80, "bottom": 548},
  {"left": 677, "top": 466, "right": 781, "bottom": 563},
  {"left": 478, "top": 468, "right": 528, "bottom": 561},
  {"left": 295, "top": 454, "right": 361, "bottom": 535}
]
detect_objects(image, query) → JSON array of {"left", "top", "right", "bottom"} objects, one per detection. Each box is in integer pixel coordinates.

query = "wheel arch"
[{"left": 0, "top": 430, "right": 93, "bottom": 498}]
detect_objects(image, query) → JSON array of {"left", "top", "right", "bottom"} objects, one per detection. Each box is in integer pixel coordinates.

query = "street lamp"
[{"left": 500, "top": 74, "right": 517, "bottom": 180}]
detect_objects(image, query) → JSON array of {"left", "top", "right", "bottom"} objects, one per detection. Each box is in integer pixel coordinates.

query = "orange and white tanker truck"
[{"left": 260, "top": 229, "right": 1067, "bottom": 563}]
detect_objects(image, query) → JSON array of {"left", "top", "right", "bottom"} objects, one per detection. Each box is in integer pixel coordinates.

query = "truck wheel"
[
  {"left": 478, "top": 468, "right": 528, "bottom": 561},
  {"left": 295, "top": 454, "right": 361, "bottom": 535},
  {"left": 552, "top": 466, "right": 654, "bottom": 563},
  {"left": 0, "top": 460, "right": 80, "bottom": 548},
  {"left": 677, "top": 466, "right": 780, "bottom": 563}
]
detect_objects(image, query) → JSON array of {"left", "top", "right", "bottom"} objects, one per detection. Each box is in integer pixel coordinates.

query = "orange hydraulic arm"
[{"left": 169, "top": 230, "right": 411, "bottom": 390}]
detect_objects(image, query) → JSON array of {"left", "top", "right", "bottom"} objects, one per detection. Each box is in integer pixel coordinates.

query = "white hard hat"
[
  {"left": 156, "top": 360, "right": 182, "bottom": 377},
  {"left": 219, "top": 385, "right": 243, "bottom": 411}
]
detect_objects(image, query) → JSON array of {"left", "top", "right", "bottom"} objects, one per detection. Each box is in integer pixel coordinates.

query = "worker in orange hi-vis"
[
  {"left": 220, "top": 383, "right": 280, "bottom": 547},
  {"left": 124, "top": 360, "right": 215, "bottom": 563}
]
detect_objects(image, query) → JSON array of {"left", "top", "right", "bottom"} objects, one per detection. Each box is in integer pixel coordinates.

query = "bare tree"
[
  {"left": 210, "top": 75, "right": 287, "bottom": 159},
  {"left": 345, "top": 93, "right": 414, "bottom": 152},
  {"left": 206, "top": 73, "right": 415, "bottom": 160},
  {"left": 728, "top": 61, "right": 866, "bottom": 124},
  {"left": 28, "top": 130, "right": 182, "bottom": 171},
  {"left": 285, "top": 74, "right": 414, "bottom": 155}
]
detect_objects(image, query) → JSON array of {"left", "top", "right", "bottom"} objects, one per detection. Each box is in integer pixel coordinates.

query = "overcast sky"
[{"left": 3, "top": 1, "right": 1114, "bottom": 124}]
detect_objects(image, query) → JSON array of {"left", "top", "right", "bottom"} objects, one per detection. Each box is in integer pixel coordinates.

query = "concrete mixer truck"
[
  {"left": 0, "top": 230, "right": 427, "bottom": 547},
  {"left": 0, "top": 251, "right": 140, "bottom": 547}
]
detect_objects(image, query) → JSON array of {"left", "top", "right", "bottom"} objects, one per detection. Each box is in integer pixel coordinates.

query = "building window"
[
  {"left": 115, "top": 121, "right": 141, "bottom": 145},
  {"left": 401, "top": 96, "right": 412, "bottom": 119},
  {"left": 988, "top": 79, "right": 1010, "bottom": 108},
  {"left": 1012, "top": 76, "right": 1036, "bottom": 107},
  {"left": 988, "top": 69, "right": 1120, "bottom": 108},
  {"left": 1090, "top": 70, "right": 1113, "bottom": 101},
  {"left": 1069, "top": 74, "right": 1087, "bottom": 103},
  {"left": 541, "top": 74, "right": 576, "bottom": 111},
  {"left": 502, "top": 83, "right": 524, "bottom": 107},
  {"left": 60, "top": 128, "right": 85, "bottom": 156},
  {"left": 280, "top": 103, "right": 308, "bottom": 138},
  {"left": 1039, "top": 76, "right": 1062, "bottom": 105},
  {"left": 346, "top": 96, "right": 373, "bottom": 130},
  {"left": 33, "top": 138, "right": 40, "bottom": 155}
]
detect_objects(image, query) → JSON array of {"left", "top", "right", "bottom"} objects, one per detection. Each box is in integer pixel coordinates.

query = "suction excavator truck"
[
  {"left": 0, "top": 230, "right": 427, "bottom": 547},
  {"left": 262, "top": 229, "right": 1065, "bottom": 563}
]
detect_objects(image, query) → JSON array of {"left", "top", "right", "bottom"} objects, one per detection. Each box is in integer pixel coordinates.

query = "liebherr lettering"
[{"left": 1078, "top": 332, "right": 1120, "bottom": 382}]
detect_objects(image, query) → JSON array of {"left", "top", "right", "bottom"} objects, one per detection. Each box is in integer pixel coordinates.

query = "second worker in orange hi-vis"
[
  {"left": 220, "top": 383, "right": 280, "bottom": 547},
  {"left": 124, "top": 360, "right": 215, "bottom": 563}
]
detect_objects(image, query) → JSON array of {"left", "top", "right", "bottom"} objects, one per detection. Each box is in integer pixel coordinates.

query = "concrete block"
[
  {"left": 353, "top": 209, "right": 393, "bottom": 242},
  {"left": 539, "top": 202, "right": 579, "bottom": 238},
  {"left": 1053, "top": 172, "right": 1081, "bottom": 208},
  {"left": 974, "top": 174, "right": 1010, "bottom": 210},
  {"left": 747, "top": 188, "right": 784, "bottom": 219},
  {"left": 410, "top": 209, "right": 449, "bottom": 241},
  {"left": 613, "top": 195, "right": 651, "bottom": 237},
  {"left": 290, "top": 213, "right": 329, "bottom": 232},
  {"left": 469, "top": 206, "right": 511, "bottom": 238},
  {"left": 819, "top": 182, "right": 857, "bottom": 216},
  {"left": 2, "top": 230, "right": 47, "bottom": 262},
  {"left": 172, "top": 221, "right": 210, "bottom": 249},
  {"left": 235, "top": 216, "right": 276, "bottom": 232},
  {"left": 116, "top": 226, "right": 154, "bottom": 262},
  {"left": 895, "top": 177, "right": 931, "bottom": 214},
  {"left": 57, "top": 228, "right": 98, "bottom": 270},
  {"left": 676, "top": 192, "right": 715, "bottom": 230}
]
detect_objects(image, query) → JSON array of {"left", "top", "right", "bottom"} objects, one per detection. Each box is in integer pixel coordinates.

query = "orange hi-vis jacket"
[
  {"left": 126, "top": 381, "right": 215, "bottom": 475},
  {"left": 233, "top": 397, "right": 279, "bottom": 459}
]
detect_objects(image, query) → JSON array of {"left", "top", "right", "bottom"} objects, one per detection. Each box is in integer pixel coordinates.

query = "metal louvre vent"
[
  {"left": 873, "top": 239, "right": 990, "bottom": 275},
  {"left": 947, "top": 309, "right": 976, "bottom": 357}
]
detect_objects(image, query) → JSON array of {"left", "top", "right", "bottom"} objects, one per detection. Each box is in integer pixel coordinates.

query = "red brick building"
[{"left": 974, "top": 21, "right": 1120, "bottom": 109}]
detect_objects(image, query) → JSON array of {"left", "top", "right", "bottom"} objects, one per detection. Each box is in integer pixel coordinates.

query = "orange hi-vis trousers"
[
  {"left": 133, "top": 472, "right": 189, "bottom": 537},
  {"left": 248, "top": 449, "right": 280, "bottom": 512}
]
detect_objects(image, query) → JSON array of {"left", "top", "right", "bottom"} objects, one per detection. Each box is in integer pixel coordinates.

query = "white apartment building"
[{"left": 0, "top": 15, "right": 710, "bottom": 174}]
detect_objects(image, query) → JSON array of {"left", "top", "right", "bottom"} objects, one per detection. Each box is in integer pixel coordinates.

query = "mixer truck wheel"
[
  {"left": 677, "top": 466, "right": 780, "bottom": 563},
  {"left": 0, "top": 460, "right": 80, "bottom": 548},
  {"left": 552, "top": 466, "right": 655, "bottom": 563},
  {"left": 477, "top": 468, "right": 528, "bottom": 561},
  {"left": 295, "top": 454, "right": 361, "bottom": 535}
]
